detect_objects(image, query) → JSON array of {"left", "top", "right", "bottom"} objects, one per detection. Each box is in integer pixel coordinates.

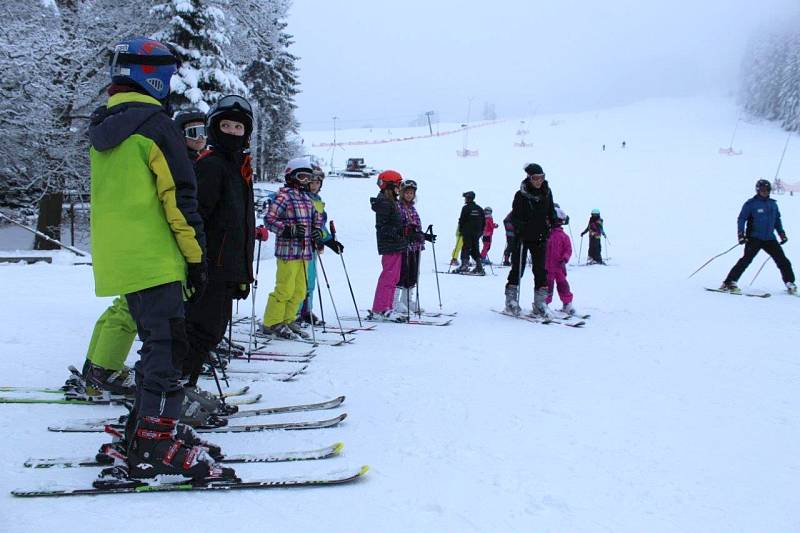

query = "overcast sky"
[{"left": 287, "top": 1, "right": 799, "bottom": 129}]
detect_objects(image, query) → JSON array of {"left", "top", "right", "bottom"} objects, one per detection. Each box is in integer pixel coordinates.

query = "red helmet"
[{"left": 377, "top": 170, "right": 402, "bottom": 190}]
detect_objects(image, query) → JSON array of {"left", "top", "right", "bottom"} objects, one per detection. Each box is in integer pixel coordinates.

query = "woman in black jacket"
[
  {"left": 505, "top": 163, "right": 557, "bottom": 317},
  {"left": 369, "top": 170, "right": 407, "bottom": 320}
]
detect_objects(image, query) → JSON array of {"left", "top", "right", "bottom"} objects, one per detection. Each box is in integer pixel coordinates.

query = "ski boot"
[
  {"left": 286, "top": 321, "right": 311, "bottom": 340},
  {"left": 471, "top": 264, "right": 485, "bottom": 276},
  {"left": 94, "top": 416, "right": 237, "bottom": 488},
  {"left": 561, "top": 302, "right": 577, "bottom": 316},
  {"left": 184, "top": 385, "right": 238, "bottom": 416},
  {"left": 454, "top": 262, "right": 470, "bottom": 274},
  {"left": 786, "top": 281, "right": 797, "bottom": 295},
  {"left": 502, "top": 257, "right": 511, "bottom": 266},
  {"left": 393, "top": 287, "right": 409, "bottom": 314},
  {"left": 449, "top": 258, "right": 459, "bottom": 267},
  {"left": 530, "top": 288, "right": 554, "bottom": 319},
  {"left": 81, "top": 360, "right": 136, "bottom": 397},
  {"left": 299, "top": 311, "right": 324, "bottom": 326},
  {"left": 367, "top": 309, "right": 406, "bottom": 322},
  {"left": 262, "top": 323, "right": 298, "bottom": 340},
  {"left": 720, "top": 280, "right": 741, "bottom": 294},
  {"left": 504, "top": 284, "right": 521, "bottom": 316},
  {"left": 407, "top": 288, "right": 423, "bottom": 315}
]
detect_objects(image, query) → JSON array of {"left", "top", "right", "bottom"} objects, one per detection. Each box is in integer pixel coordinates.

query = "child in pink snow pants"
[
  {"left": 545, "top": 208, "right": 574, "bottom": 311},
  {"left": 369, "top": 170, "right": 408, "bottom": 318}
]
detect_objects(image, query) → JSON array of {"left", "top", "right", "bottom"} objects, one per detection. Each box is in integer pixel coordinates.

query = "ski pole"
[
  {"left": 566, "top": 220, "right": 576, "bottom": 258},
  {"left": 248, "top": 239, "right": 262, "bottom": 363},
  {"left": 577, "top": 235, "right": 584, "bottom": 265},
  {"left": 0, "top": 211, "right": 88, "bottom": 256},
  {"left": 404, "top": 251, "right": 411, "bottom": 318},
  {"left": 316, "top": 253, "right": 347, "bottom": 341},
  {"left": 414, "top": 252, "right": 422, "bottom": 318},
  {"left": 315, "top": 255, "right": 327, "bottom": 333},
  {"left": 329, "top": 221, "right": 362, "bottom": 327},
  {"left": 301, "top": 251, "right": 316, "bottom": 346},
  {"left": 427, "top": 224, "right": 443, "bottom": 309},
  {"left": 603, "top": 235, "right": 611, "bottom": 263},
  {"left": 687, "top": 242, "right": 740, "bottom": 279},
  {"left": 749, "top": 256, "right": 771, "bottom": 286}
]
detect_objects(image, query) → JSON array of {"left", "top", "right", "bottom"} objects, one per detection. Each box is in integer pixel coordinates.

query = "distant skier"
[
  {"left": 501, "top": 211, "right": 514, "bottom": 266},
  {"left": 580, "top": 208, "right": 606, "bottom": 264},
  {"left": 621, "top": 141, "right": 626, "bottom": 149},
  {"left": 504, "top": 163, "right": 557, "bottom": 316},
  {"left": 720, "top": 179, "right": 796, "bottom": 294},
  {"left": 480, "top": 206, "right": 499, "bottom": 264},
  {"left": 368, "top": 170, "right": 408, "bottom": 320},
  {"left": 602, "top": 144, "right": 606, "bottom": 151},
  {"left": 394, "top": 179, "right": 436, "bottom": 314},
  {"left": 455, "top": 191, "right": 485, "bottom": 274},
  {"left": 545, "top": 207, "right": 578, "bottom": 315}
]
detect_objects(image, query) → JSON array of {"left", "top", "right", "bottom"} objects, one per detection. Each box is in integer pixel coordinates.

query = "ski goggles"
[
  {"left": 295, "top": 169, "right": 325, "bottom": 183},
  {"left": 527, "top": 173, "right": 545, "bottom": 181},
  {"left": 216, "top": 95, "right": 252, "bottom": 115},
  {"left": 401, "top": 179, "right": 418, "bottom": 190},
  {"left": 183, "top": 125, "right": 206, "bottom": 140}
]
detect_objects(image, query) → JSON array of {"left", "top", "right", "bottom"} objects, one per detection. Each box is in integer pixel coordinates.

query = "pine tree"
[
  {"left": 232, "top": 0, "right": 301, "bottom": 181},
  {"left": 152, "top": 0, "right": 248, "bottom": 111}
]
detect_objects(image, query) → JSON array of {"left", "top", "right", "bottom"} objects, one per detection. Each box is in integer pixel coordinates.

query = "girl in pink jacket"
[{"left": 545, "top": 207, "right": 577, "bottom": 315}]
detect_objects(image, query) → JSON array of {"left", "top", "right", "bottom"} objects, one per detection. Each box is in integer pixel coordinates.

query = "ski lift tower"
[
  {"left": 424, "top": 110, "right": 435, "bottom": 136},
  {"left": 329, "top": 116, "right": 346, "bottom": 174},
  {"left": 456, "top": 98, "right": 479, "bottom": 157}
]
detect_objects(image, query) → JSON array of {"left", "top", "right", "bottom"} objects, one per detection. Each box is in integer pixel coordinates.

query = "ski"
[
  {"left": 248, "top": 331, "right": 354, "bottom": 347},
  {"left": 491, "top": 309, "right": 585, "bottom": 328},
  {"left": 25, "top": 442, "right": 345, "bottom": 469},
  {"left": 419, "top": 310, "right": 458, "bottom": 318},
  {"left": 338, "top": 314, "right": 453, "bottom": 326},
  {"left": 203, "top": 369, "right": 302, "bottom": 383},
  {"left": 216, "top": 364, "right": 308, "bottom": 377},
  {"left": 233, "top": 353, "right": 315, "bottom": 363},
  {"left": 436, "top": 270, "right": 490, "bottom": 276},
  {"left": 704, "top": 287, "right": 771, "bottom": 298},
  {"left": 238, "top": 348, "right": 316, "bottom": 358},
  {"left": 552, "top": 311, "right": 592, "bottom": 320},
  {"left": 226, "top": 394, "right": 263, "bottom": 406},
  {"left": 11, "top": 464, "right": 368, "bottom": 497},
  {"left": 0, "top": 386, "right": 66, "bottom": 394},
  {"left": 0, "top": 397, "right": 103, "bottom": 405},
  {"left": 48, "top": 412, "right": 348, "bottom": 433}
]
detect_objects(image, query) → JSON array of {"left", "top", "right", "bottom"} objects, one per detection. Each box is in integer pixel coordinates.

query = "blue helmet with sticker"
[{"left": 109, "top": 37, "right": 179, "bottom": 101}]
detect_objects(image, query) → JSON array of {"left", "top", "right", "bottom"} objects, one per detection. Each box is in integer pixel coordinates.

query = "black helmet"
[
  {"left": 401, "top": 179, "right": 418, "bottom": 190},
  {"left": 207, "top": 95, "right": 253, "bottom": 144},
  {"left": 173, "top": 108, "right": 206, "bottom": 129},
  {"left": 463, "top": 191, "right": 475, "bottom": 201},
  {"left": 755, "top": 179, "right": 771, "bottom": 193}
]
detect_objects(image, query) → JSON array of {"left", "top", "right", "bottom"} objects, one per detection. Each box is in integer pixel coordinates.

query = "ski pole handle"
[{"left": 329, "top": 220, "right": 337, "bottom": 240}]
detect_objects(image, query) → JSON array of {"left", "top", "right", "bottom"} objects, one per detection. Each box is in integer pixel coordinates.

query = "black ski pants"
[
  {"left": 184, "top": 281, "right": 236, "bottom": 386},
  {"left": 725, "top": 238, "right": 795, "bottom": 284},
  {"left": 460, "top": 232, "right": 481, "bottom": 265},
  {"left": 588, "top": 236, "right": 602, "bottom": 263},
  {"left": 125, "top": 281, "right": 187, "bottom": 420},
  {"left": 507, "top": 238, "right": 548, "bottom": 290},
  {"left": 398, "top": 250, "right": 421, "bottom": 288}
]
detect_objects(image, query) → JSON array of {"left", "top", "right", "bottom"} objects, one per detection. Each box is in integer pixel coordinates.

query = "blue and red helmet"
[{"left": 109, "top": 37, "right": 179, "bottom": 101}]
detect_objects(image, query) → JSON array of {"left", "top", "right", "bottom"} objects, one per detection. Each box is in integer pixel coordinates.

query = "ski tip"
[
  {"left": 358, "top": 465, "right": 370, "bottom": 476},
  {"left": 337, "top": 395, "right": 346, "bottom": 404},
  {"left": 332, "top": 442, "right": 345, "bottom": 455}
]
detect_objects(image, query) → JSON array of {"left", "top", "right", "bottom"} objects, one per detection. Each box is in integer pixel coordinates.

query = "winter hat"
[
  {"left": 524, "top": 163, "right": 544, "bottom": 175},
  {"left": 463, "top": 191, "right": 476, "bottom": 201},
  {"left": 591, "top": 208, "right": 601, "bottom": 215},
  {"left": 554, "top": 206, "right": 568, "bottom": 225}
]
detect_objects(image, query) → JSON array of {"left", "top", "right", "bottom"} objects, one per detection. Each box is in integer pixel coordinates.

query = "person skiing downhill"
[
  {"left": 182, "top": 96, "right": 255, "bottom": 388},
  {"left": 720, "top": 179, "right": 796, "bottom": 294},
  {"left": 545, "top": 207, "right": 578, "bottom": 314},
  {"left": 88, "top": 36, "right": 234, "bottom": 485},
  {"left": 455, "top": 191, "right": 486, "bottom": 274},
  {"left": 369, "top": 170, "right": 408, "bottom": 320},
  {"left": 580, "top": 208, "right": 606, "bottom": 264},
  {"left": 504, "top": 163, "right": 557, "bottom": 317},
  {"left": 480, "top": 206, "right": 499, "bottom": 264},
  {"left": 394, "top": 179, "right": 436, "bottom": 314},
  {"left": 262, "top": 157, "right": 324, "bottom": 338}
]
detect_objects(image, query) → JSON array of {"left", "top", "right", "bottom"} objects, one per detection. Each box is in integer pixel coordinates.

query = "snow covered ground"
[{"left": 1, "top": 96, "right": 799, "bottom": 532}]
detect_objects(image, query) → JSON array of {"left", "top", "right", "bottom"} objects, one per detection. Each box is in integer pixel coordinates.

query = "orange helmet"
[{"left": 377, "top": 170, "right": 402, "bottom": 190}]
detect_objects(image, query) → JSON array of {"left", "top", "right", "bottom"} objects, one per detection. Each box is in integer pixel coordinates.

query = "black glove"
[
  {"left": 311, "top": 227, "right": 324, "bottom": 242},
  {"left": 232, "top": 283, "right": 250, "bottom": 300},
  {"left": 281, "top": 223, "right": 306, "bottom": 239},
  {"left": 779, "top": 232, "right": 788, "bottom": 245},
  {"left": 323, "top": 239, "right": 344, "bottom": 254},
  {"left": 424, "top": 232, "right": 437, "bottom": 243},
  {"left": 738, "top": 234, "right": 747, "bottom": 245},
  {"left": 185, "top": 262, "right": 208, "bottom": 303}
]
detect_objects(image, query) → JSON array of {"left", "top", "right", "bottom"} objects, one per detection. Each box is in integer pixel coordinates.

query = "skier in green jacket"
[{"left": 88, "top": 36, "right": 235, "bottom": 486}]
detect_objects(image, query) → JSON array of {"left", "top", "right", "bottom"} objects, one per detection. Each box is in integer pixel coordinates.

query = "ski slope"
[{"left": 1, "top": 96, "right": 799, "bottom": 531}]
